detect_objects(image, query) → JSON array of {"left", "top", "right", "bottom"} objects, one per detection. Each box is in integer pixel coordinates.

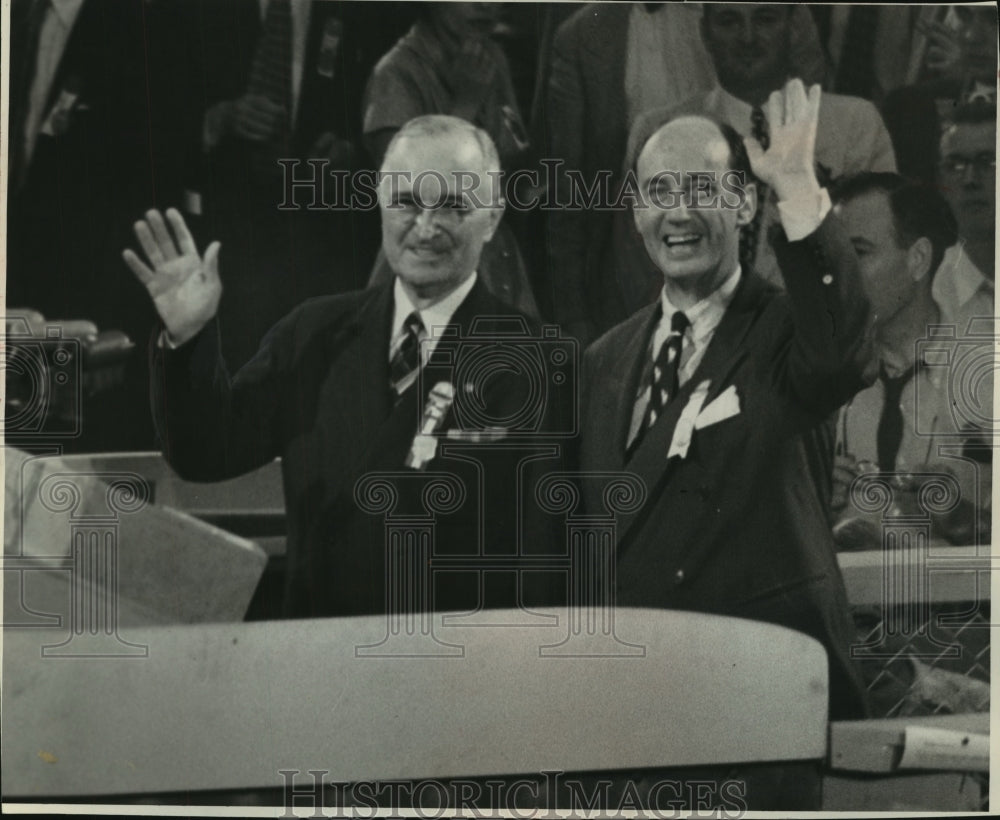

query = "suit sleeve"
[
  {"left": 546, "top": 16, "right": 592, "bottom": 337},
  {"left": 771, "top": 212, "right": 876, "bottom": 417},
  {"left": 149, "top": 313, "right": 291, "bottom": 482}
]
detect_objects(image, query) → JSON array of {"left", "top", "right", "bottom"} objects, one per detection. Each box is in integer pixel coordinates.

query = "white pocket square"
[{"left": 695, "top": 385, "right": 740, "bottom": 429}]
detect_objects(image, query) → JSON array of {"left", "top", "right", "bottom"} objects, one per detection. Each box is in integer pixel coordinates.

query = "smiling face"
[
  {"left": 702, "top": 4, "right": 791, "bottom": 103},
  {"left": 379, "top": 129, "right": 503, "bottom": 304},
  {"left": 633, "top": 117, "right": 756, "bottom": 305}
]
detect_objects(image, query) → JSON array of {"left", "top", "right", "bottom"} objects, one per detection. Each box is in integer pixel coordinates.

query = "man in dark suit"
[
  {"left": 125, "top": 115, "right": 569, "bottom": 619},
  {"left": 578, "top": 80, "right": 874, "bottom": 723}
]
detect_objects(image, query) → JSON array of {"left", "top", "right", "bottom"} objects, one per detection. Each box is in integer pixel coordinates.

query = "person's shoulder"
[
  {"left": 275, "top": 289, "right": 373, "bottom": 343},
  {"left": 585, "top": 305, "right": 654, "bottom": 364},
  {"left": 819, "top": 91, "right": 884, "bottom": 126},
  {"left": 460, "top": 285, "right": 545, "bottom": 336}
]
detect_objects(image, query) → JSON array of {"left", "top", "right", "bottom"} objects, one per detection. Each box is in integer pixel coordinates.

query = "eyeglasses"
[{"left": 939, "top": 154, "right": 997, "bottom": 178}]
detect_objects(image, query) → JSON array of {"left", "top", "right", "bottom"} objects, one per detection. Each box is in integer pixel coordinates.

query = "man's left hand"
[{"left": 745, "top": 78, "right": 822, "bottom": 203}]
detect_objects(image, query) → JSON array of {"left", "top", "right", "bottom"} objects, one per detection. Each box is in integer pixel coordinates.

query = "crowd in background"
[{"left": 5, "top": 2, "right": 997, "bottom": 545}]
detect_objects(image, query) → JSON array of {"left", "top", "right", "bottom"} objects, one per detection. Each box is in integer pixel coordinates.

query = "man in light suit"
[
  {"left": 579, "top": 80, "right": 874, "bottom": 724},
  {"left": 620, "top": 3, "right": 898, "bottom": 310},
  {"left": 125, "top": 116, "right": 569, "bottom": 619}
]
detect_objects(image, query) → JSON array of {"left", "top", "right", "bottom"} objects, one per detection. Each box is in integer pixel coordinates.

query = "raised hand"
[
  {"left": 123, "top": 208, "right": 222, "bottom": 346},
  {"left": 744, "top": 78, "right": 822, "bottom": 203}
]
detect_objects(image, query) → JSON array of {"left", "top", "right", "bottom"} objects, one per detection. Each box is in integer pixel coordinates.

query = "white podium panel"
[{"left": 2, "top": 609, "right": 828, "bottom": 798}]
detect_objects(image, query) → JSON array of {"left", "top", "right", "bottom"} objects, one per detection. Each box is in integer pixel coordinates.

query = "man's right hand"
[{"left": 123, "top": 208, "right": 222, "bottom": 347}]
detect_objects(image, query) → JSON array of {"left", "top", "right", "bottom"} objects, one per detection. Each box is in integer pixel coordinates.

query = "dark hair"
[{"left": 833, "top": 172, "right": 959, "bottom": 281}]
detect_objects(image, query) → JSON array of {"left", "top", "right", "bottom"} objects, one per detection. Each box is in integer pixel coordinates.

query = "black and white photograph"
[{"left": 1, "top": 0, "right": 996, "bottom": 814}]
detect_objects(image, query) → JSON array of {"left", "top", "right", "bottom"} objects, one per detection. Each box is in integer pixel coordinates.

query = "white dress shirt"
[
  {"left": 390, "top": 273, "right": 479, "bottom": 368},
  {"left": 23, "top": 0, "right": 85, "bottom": 169},
  {"left": 626, "top": 183, "right": 832, "bottom": 446}
]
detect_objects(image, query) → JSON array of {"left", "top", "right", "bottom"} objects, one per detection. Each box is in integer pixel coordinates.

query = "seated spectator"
[
  {"left": 362, "top": 2, "right": 538, "bottom": 318},
  {"left": 831, "top": 173, "right": 990, "bottom": 550}
]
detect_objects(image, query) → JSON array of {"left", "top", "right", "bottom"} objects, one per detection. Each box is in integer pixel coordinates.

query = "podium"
[{"left": 2, "top": 610, "right": 828, "bottom": 799}]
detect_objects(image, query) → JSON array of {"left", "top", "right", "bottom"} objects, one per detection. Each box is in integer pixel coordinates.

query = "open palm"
[
  {"left": 123, "top": 209, "right": 222, "bottom": 346},
  {"left": 744, "top": 79, "right": 822, "bottom": 201}
]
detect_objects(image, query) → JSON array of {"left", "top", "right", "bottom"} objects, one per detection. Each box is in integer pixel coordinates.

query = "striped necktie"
[
  {"left": 389, "top": 311, "right": 426, "bottom": 398},
  {"left": 628, "top": 311, "right": 689, "bottom": 455}
]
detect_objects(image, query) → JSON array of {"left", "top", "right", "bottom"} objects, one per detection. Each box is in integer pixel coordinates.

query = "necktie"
[
  {"left": 739, "top": 107, "right": 770, "bottom": 270},
  {"left": 245, "top": 0, "right": 293, "bottom": 175},
  {"left": 9, "top": 0, "right": 50, "bottom": 193},
  {"left": 876, "top": 364, "right": 916, "bottom": 472},
  {"left": 389, "top": 312, "right": 426, "bottom": 398},
  {"left": 629, "top": 311, "right": 689, "bottom": 455}
]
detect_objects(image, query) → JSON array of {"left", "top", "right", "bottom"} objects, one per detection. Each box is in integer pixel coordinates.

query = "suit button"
[
  {"left": 822, "top": 274, "right": 833, "bottom": 286},
  {"left": 674, "top": 569, "right": 685, "bottom": 585}
]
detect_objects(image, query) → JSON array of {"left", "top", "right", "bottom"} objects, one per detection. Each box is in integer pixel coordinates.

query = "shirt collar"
[
  {"left": 392, "top": 272, "right": 478, "bottom": 345},
  {"left": 50, "top": 0, "right": 85, "bottom": 28},
  {"left": 934, "top": 243, "right": 994, "bottom": 317},
  {"left": 658, "top": 265, "right": 742, "bottom": 347}
]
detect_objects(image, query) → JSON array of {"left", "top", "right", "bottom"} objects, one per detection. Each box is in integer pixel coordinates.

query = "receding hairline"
[
  {"left": 380, "top": 115, "right": 500, "bottom": 176},
  {"left": 636, "top": 115, "right": 731, "bottom": 171}
]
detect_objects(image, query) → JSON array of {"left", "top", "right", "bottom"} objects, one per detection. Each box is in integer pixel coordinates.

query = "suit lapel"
[
  {"left": 325, "top": 282, "right": 402, "bottom": 497},
  {"left": 615, "top": 273, "right": 767, "bottom": 548}
]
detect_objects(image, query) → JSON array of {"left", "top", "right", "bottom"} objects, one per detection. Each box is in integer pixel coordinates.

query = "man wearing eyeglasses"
[
  {"left": 125, "top": 114, "right": 567, "bottom": 619},
  {"left": 935, "top": 103, "right": 996, "bottom": 322}
]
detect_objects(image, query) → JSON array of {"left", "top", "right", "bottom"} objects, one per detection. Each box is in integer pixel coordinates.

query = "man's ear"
[
  {"left": 907, "top": 236, "right": 933, "bottom": 282},
  {"left": 735, "top": 181, "right": 757, "bottom": 228}
]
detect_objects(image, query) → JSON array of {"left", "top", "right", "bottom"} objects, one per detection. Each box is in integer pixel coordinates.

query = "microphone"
[{"left": 405, "top": 381, "right": 455, "bottom": 470}]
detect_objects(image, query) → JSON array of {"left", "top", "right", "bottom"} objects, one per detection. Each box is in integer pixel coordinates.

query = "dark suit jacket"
[
  {"left": 578, "top": 215, "right": 874, "bottom": 719},
  {"left": 151, "top": 279, "right": 570, "bottom": 618}
]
